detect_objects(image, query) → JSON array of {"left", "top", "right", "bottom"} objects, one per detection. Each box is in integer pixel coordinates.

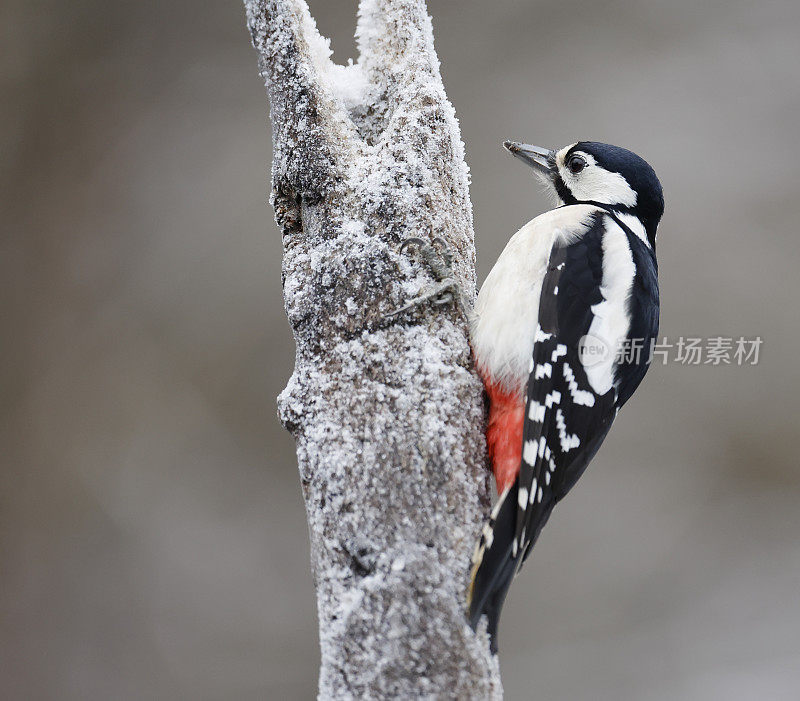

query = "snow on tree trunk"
[{"left": 245, "top": 0, "right": 501, "bottom": 696}]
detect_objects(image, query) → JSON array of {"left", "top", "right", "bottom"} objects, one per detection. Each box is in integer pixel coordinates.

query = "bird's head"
[{"left": 504, "top": 140, "right": 664, "bottom": 247}]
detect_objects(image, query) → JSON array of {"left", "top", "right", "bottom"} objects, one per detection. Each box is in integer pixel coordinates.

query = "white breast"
[{"left": 470, "top": 205, "right": 599, "bottom": 395}]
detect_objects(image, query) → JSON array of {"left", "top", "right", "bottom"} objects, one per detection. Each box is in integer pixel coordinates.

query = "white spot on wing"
[
  {"left": 522, "top": 440, "right": 539, "bottom": 465},
  {"left": 518, "top": 487, "right": 528, "bottom": 507},
  {"left": 545, "top": 390, "right": 561, "bottom": 407},
  {"left": 556, "top": 409, "right": 581, "bottom": 452},
  {"left": 529, "top": 401, "right": 545, "bottom": 422},
  {"left": 563, "top": 363, "right": 596, "bottom": 406}
]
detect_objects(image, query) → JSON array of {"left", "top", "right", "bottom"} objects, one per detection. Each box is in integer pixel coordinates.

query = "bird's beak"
[{"left": 503, "top": 141, "right": 556, "bottom": 179}]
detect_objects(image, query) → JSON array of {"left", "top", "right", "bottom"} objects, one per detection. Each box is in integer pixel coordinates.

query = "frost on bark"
[{"left": 245, "top": 0, "right": 501, "bottom": 696}]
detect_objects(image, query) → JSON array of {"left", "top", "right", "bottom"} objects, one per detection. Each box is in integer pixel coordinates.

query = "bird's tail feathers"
[{"left": 467, "top": 483, "right": 519, "bottom": 653}]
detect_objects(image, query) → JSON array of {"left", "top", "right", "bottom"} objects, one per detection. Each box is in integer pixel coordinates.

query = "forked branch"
[{"left": 245, "top": 0, "right": 502, "bottom": 696}]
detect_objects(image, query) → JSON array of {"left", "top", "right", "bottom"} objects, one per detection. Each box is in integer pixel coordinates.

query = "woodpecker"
[{"left": 464, "top": 140, "right": 663, "bottom": 651}]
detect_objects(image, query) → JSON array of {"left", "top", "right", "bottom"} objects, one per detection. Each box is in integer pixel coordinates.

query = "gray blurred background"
[{"left": 3, "top": 0, "right": 799, "bottom": 698}]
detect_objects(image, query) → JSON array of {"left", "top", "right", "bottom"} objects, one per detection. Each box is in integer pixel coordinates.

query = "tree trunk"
[{"left": 244, "top": 0, "right": 501, "bottom": 696}]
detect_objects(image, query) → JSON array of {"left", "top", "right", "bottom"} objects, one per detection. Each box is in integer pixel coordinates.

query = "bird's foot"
[{"left": 385, "top": 237, "right": 464, "bottom": 318}]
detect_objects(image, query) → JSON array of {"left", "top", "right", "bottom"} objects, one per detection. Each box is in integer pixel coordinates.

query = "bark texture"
[{"left": 244, "top": 1, "right": 501, "bottom": 696}]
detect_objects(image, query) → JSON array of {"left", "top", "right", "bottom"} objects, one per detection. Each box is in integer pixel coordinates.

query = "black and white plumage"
[{"left": 468, "top": 141, "right": 663, "bottom": 652}]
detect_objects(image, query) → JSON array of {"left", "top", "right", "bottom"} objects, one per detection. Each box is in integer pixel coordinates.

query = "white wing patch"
[
  {"left": 583, "top": 219, "right": 636, "bottom": 395},
  {"left": 615, "top": 212, "right": 651, "bottom": 248}
]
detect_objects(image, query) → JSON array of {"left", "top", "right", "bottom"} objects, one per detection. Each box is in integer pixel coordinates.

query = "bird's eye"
[{"left": 567, "top": 155, "right": 586, "bottom": 174}]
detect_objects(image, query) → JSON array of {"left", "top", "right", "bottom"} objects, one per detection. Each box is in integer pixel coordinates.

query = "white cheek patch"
[{"left": 557, "top": 150, "right": 638, "bottom": 208}]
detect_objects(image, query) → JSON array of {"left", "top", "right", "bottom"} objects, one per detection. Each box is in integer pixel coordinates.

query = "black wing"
[
  {"left": 468, "top": 211, "right": 660, "bottom": 650},
  {"left": 469, "top": 213, "right": 615, "bottom": 645},
  {"left": 513, "top": 219, "right": 618, "bottom": 564}
]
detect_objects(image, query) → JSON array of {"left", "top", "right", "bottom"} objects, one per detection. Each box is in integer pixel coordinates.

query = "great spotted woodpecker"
[
  {"left": 466, "top": 141, "right": 663, "bottom": 651},
  {"left": 389, "top": 140, "right": 662, "bottom": 653}
]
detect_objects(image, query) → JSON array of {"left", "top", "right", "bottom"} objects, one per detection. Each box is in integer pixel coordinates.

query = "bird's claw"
[
  {"left": 397, "top": 236, "right": 453, "bottom": 273},
  {"left": 429, "top": 237, "right": 454, "bottom": 268},
  {"left": 385, "top": 236, "right": 463, "bottom": 318},
  {"left": 385, "top": 279, "right": 460, "bottom": 317},
  {"left": 398, "top": 237, "right": 428, "bottom": 255}
]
